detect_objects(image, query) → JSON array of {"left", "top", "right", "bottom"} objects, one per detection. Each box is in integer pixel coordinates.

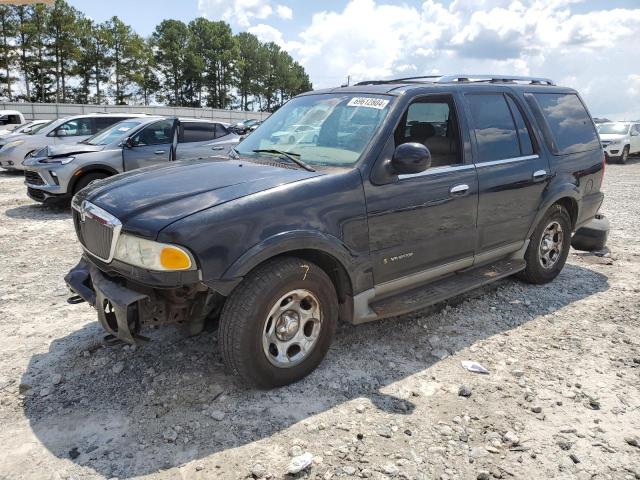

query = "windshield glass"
[
  {"left": 85, "top": 120, "right": 143, "bottom": 146},
  {"left": 235, "top": 93, "right": 393, "bottom": 167},
  {"left": 597, "top": 123, "right": 630, "bottom": 135},
  {"left": 27, "top": 120, "right": 52, "bottom": 134}
]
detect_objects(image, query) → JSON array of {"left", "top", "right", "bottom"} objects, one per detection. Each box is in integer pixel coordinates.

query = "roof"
[{"left": 302, "top": 74, "right": 575, "bottom": 96}]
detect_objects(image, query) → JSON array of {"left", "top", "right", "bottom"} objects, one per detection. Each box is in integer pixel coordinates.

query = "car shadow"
[
  {"left": 20, "top": 263, "right": 609, "bottom": 478},
  {"left": 4, "top": 203, "right": 70, "bottom": 221}
]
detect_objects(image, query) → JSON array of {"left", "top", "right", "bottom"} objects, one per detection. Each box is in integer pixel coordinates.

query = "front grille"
[
  {"left": 72, "top": 202, "right": 121, "bottom": 262},
  {"left": 27, "top": 187, "right": 45, "bottom": 201},
  {"left": 24, "top": 170, "right": 45, "bottom": 185}
]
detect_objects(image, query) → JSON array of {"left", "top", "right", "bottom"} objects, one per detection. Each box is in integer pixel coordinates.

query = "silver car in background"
[
  {"left": 23, "top": 116, "right": 239, "bottom": 204},
  {"left": 0, "top": 113, "right": 145, "bottom": 170},
  {"left": 0, "top": 119, "right": 50, "bottom": 140}
]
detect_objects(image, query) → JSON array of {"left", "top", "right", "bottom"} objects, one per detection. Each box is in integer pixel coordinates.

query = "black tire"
[
  {"left": 73, "top": 172, "right": 108, "bottom": 195},
  {"left": 518, "top": 204, "right": 572, "bottom": 284},
  {"left": 571, "top": 214, "right": 609, "bottom": 251},
  {"left": 219, "top": 257, "right": 338, "bottom": 389},
  {"left": 620, "top": 145, "right": 629, "bottom": 164}
]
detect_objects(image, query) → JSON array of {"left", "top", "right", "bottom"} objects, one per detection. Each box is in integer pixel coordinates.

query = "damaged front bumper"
[
  {"left": 65, "top": 258, "right": 150, "bottom": 343},
  {"left": 65, "top": 257, "right": 219, "bottom": 344}
]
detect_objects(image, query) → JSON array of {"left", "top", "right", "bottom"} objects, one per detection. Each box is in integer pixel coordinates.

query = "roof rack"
[{"left": 354, "top": 74, "right": 554, "bottom": 87}]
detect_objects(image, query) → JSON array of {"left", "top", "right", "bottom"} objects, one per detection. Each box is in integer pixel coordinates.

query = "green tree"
[
  {"left": 14, "top": 5, "right": 33, "bottom": 100},
  {"left": 130, "top": 37, "right": 159, "bottom": 105},
  {"left": 74, "top": 18, "right": 111, "bottom": 104},
  {"left": 234, "top": 31, "right": 265, "bottom": 110},
  {"left": 0, "top": 6, "right": 16, "bottom": 100},
  {"left": 105, "top": 16, "right": 142, "bottom": 104},
  {"left": 28, "top": 4, "right": 53, "bottom": 102},
  {"left": 48, "top": 0, "right": 81, "bottom": 102},
  {"left": 152, "top": 19, "right": 189, "bottom": 106}
]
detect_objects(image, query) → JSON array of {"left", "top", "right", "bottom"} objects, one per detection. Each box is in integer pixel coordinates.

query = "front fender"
[{"left": 209, "top": 230, "right": 363, "bottom": 296}]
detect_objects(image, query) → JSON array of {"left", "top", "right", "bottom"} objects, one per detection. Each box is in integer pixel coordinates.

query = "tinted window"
[
  {"left": 95, "top": 117, "right": 126, "bottom": 131},
  {"left": 214, "top": 123, "right": 229, "bottom": 138},
  {"left": 180, "top": 122, "right": 216, "bottom": 143},
  {"left": 57, "top": 118, "right": 93, "bottom": 137},
  {"left": 505, "top": 96, "right": 534, "bottom": 156},
  {"left": 132, "top": 119, "right": 174, "bottom": 146},
  {"left": 395, "top": 95, "right": 461, "bottom": 168},
  {"left": 467, "top": 94, "right": 520, "bottom": 162},
  {"left": 533, "top": 93, "right": 599, "bottom": 155}
]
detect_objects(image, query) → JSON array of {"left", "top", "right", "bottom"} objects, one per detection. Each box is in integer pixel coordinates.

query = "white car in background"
[
  {"left": 0, "top": 119, "right": 50, "bottom": 140},
  {"left": 597, "top": 122, "right": 640, "bottom": 163},
  {"left": 270, "top": 124, "right": 320, "bottom": 145}
]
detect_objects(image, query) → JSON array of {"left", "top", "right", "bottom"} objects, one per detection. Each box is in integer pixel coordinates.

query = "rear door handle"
[
  {"left": 450, "top": 184, "right": 469, "bottom": 196},
  {"left": 533, "top": 169, "right": 547, "bottom": 181},
  {"left": 154, "top": 150, "right": 166, "bottom": 155}
]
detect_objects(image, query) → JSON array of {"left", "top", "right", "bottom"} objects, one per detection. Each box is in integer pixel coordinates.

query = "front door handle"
[
  {"left": 533, "top": 169, "right": 547, "bottom": 181},
  {"left": 154, "top": 150, "right": 166, "bottom": 155},
  {"left": 450, "top": 184, "right": 469, "bottom": 196},
  {"left": 211, "top": 146, "right": 224, "bottom": 151}
]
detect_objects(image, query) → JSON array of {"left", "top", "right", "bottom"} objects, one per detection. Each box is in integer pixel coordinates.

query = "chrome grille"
[
  {"left": 24, "top": 170, "right": 44, "bottom": 185},
  {"left": 72, "top": 201, "right": 121, "bottom": 262}
]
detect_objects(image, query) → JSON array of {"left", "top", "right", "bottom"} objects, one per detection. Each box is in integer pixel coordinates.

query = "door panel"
[
  {"left": 123, "top": 119, "right": 176, "bottom": 170},
  {"left": 464, "top": 92, "right": 550, "bottom": 255},
  {"left": 366, "top": 166, "right": 478, "bottom": 285},
  {"left": 365, "top": 94, "right": 478, "bottom": 286}
]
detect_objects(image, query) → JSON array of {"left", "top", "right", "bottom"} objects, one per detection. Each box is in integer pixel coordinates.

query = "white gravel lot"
[{"left": 0, "top": 159, "right": 639, "bottom": 480}]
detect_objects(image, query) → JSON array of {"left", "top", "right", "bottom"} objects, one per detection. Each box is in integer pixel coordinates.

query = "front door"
[
  {"left": 463, "top": 92, "right": 550, "bottom": 261},
  {"left": 364, "top": 94, "right": 479, "bottom": 287},
  {"left": 123, "top": 119, "right": 177, "bottom": 170}
]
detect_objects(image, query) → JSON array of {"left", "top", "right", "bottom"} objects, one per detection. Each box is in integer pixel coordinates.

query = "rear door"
[
  {"left": 209, "top": 123, "right": 238, "bottom": 154},
  {"left": 631, "top": 124, "right": 640, "bottom": 153},
  {"left": 122, "top": 119, "right": 177, "bottom": 170},
  {"left": 464, "top": 91, "right": 550, "bottom": 263}
]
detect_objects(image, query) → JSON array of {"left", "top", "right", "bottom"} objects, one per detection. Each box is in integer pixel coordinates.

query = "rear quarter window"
[{"left": 531, "top": 93, "right": 599, "bottom": 155}]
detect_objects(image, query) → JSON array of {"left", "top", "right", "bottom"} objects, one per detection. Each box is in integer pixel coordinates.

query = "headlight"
[
  {"left": 3, "top": 139, "right": 24, "bottom": 149},
  {"left": 41, "top": 156, "right": 74, "bottom": 165},
  {"left": 113, "top": 233, "right": 195, "bottom": 271},
  {"left": 607, "top": 139, "right": 620, "bottom": 145}
]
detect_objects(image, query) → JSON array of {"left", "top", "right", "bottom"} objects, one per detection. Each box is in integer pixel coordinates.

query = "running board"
[{"left": 356, "top": 259, "right": 526, "bottom": 323}]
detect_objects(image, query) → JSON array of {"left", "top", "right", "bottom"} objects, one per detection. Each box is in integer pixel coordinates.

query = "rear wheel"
[
  {"left": 620, "top": 145, "right": 629, "bottom": 164},
  {"left": 218, "top": 257, "right": 338, "bottom": 388},
  {"left": 73, "top": 172, "right": 108, "bottom": 195},
  {"left": 518, "top": 204, "right": 572, "bottom": 284}
]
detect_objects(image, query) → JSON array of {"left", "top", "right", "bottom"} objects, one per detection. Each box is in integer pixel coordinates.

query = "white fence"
[{"left": 0, "top": 102, "right": 270, "bottom": 124}]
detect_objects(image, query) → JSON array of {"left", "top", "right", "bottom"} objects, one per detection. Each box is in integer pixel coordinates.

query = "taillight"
[{"left": 600, "top": 152, "right": 606, "bottom": 188}]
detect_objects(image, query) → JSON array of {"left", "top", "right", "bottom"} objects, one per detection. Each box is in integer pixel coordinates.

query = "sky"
[{"left": 68, "top": 0, "right": 640, "bottom": 120}]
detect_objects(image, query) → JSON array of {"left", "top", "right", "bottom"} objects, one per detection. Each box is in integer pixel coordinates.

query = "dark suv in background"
[{"left": 65, "top": 74, "right": 606, "bottom": 388}]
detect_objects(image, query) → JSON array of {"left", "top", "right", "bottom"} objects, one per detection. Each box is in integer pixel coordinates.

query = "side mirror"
[
  {"left": 56, "top": 129, "right": 68, "bottom": 137},
  {"left": 391, "top": 142, "right": 431, "bottom": 175},
  {"left": 123, "top": 137, "right": 135, "bottom": 148},
  {"left": 631, "top": 131, "right": 639, "bottom": 137}
]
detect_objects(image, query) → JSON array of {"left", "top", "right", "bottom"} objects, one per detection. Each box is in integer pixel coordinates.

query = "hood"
[
  {"left": 77, "top": 158, "right": 323, "bottom": 238},
  {"left": 599, "top": 133, "right": 626, "bottom": 141},
  {"left": 42, "top": 143, "right": 105, "bottom": 158}
]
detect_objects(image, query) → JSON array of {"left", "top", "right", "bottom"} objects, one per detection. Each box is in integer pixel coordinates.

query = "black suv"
[{"left": 66, "top": 74, "right": 606, "bottom": 388}]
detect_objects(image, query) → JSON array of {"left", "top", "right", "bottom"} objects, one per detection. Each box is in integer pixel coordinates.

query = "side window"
[
  {"left": 132, "top": 119, "right": 174, "bottom": 146},
  {"left": 532, "top": 93, "right": 599, "bottom": 155},
  {"left": 57, "top": 118, "right": 93, "bottom": 137},
  {"left": 505, "top": 96, "right": 534, "bottom": 156},
  {"left": 214, "top": 123, "right": 229, "bottom": 138},
  {"left": 395, "top": 95, "right": 461, "bottom": 168},
  {"left": 95, "top": 117, "right": 125, "bottom": 132},
  {"left": 8, "top": 114, "right": 21, "bottom": 124},
  {"left": 466, "top": 94, "right": 521, "bottom": 162},
  {"left": 179, "top": 122, "right": 216, "bottom": 143}
]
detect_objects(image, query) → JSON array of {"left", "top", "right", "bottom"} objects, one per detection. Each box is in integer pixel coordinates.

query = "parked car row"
[{"left": 0, "top": 112, "right": 240, "bottom": 204}]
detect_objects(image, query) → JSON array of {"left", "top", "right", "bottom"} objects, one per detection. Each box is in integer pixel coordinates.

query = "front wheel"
[
  {"left": 218, "top": 257, "right": 338, "bottom": 388},
  {"left": 517, "top": 204, "right": 572, "bottom": 284},
  {"left": 620, "top": 145, "right": 629, "bottom": 164},
  {"left": 73, "top": 172, "right": 108, "bottom": 195}
]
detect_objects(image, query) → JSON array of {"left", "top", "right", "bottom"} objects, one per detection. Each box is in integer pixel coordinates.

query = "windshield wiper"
[{"left": 252, "top": 149, "right": 315, "bottom": 172}]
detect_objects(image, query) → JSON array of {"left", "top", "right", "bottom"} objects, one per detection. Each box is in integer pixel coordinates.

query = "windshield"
[
  {"left": 27, "top": 120, "right": 52, "bottom": 134},
  {"left": 597, "top": 123, "right": 630, "bottom": 135},
  {"left": 84, "top": 120, "right": 143, "bottom": 146},
  {"left": 235, "top": 93, "right": 393, "bottom": 167}
]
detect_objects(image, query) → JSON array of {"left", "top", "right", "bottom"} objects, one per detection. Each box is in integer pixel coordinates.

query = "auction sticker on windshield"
[{"left": 347, "top": 97, "right": 389, "bottom": 109}]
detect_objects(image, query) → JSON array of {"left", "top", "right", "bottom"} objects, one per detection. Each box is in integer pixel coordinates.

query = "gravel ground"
[{"left": 0, "top": 159, "right": 639, "bottom": 480}]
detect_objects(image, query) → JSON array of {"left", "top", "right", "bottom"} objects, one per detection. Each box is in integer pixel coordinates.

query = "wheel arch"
[
  {"left": 69, "top": 165, "right": 118, "bottom": 193},
  {"left": 219, "top": 231, "right": 357, "bottom": 304},
  {"left": 529, "top": 186, "right": 580, "bottom": 237}
]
